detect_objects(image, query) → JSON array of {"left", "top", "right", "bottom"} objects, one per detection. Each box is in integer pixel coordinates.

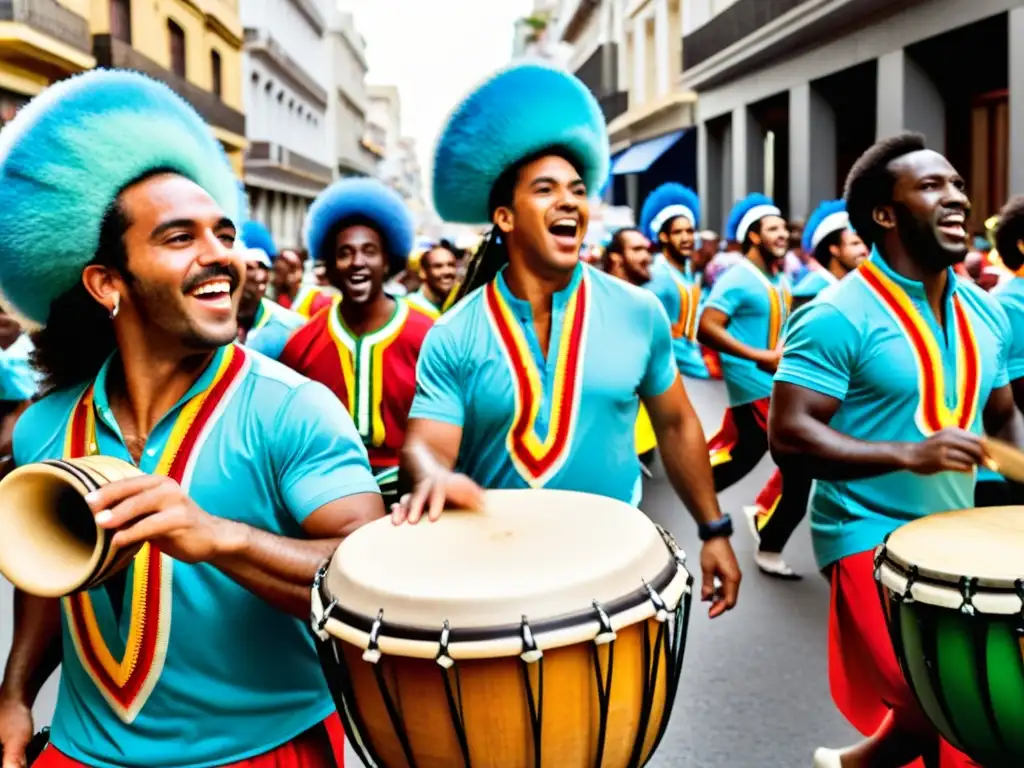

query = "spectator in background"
[{"left": 602, "top": 227, "right": 653, "bottom": 285}]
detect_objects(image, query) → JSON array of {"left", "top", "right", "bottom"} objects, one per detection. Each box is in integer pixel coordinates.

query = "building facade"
[
  {"left": 240, "top": 0, "right": 334, "bottom": 251},
  {"left": 324, "top": 5, "right": 377, "bottom": 179},
  {"left": 367, "top": 84, "right": 425, "bottom": 228},
  {"left": 91, "top": 0, "right": 247, "bottom": 175},
  {"left": 687, "top": 0, "right": 1024, "bottom": 234}
]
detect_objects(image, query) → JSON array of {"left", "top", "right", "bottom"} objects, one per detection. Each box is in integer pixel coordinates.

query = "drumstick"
[{"left": 981, "top": 437, "right": 1024, "bottom": 483}]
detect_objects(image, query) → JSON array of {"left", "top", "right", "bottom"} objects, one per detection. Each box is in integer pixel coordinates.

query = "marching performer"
[
  {"left": 279, "top": 178, "right": 433, "bottom": 507},
  {"left": 641, "top": 183, "right": 710, "bottom": 379},
  {"left": 746, "top": 200, "right": 869, "bottom": 574},
  {"left": 405, "top": 241, "right": 460, "bottom": 319},
  {"left": 975, "top": 196, "right": 1024, "bottom": 506},
  {"left": 272, "top": 249, "right": 333, "bottom": 319},
  {"left": 236, "top": 221, "right": 304, "bottom": 360},
  {"left": 394, "top": 62, "right": 741, "bottom": 618},
  {"left": 697, "top": 194, "right": 799, "bottom": 578},
  {"left": 770, "top": 132, "right": 1022, "bottom": 767},
  {"left": 0, "top": 71, "right": 383, "bottom": 768}
]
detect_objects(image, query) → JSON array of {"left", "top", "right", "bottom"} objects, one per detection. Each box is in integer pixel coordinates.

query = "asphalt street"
[{"left": 0, "top": 377, "right": 859, "bottom": 767}]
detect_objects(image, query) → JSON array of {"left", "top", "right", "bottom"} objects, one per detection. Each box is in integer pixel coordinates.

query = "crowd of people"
[{"left": 0, "top": 59, "right": 1019, "bottom": 768}]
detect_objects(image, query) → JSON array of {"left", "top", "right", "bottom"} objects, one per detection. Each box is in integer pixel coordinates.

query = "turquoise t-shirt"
[
  {"left": 791, "top": 268, "right": 838, "bottom": 301},
  {"left": 245, "top": 299, "right": 305, "bottom": 361},
  {"left": 979, "top": 276, "right": 1024, "bottom": 483},
  {"left": 0, "top": 333, "right": 41, "bottom": 401},
  {"left": 14, "top": 345, "right": 379, "bottom": 767},
  {"left": 645, "top": 257, "right": 710, "bottom": 379},
  {"left": 410, "top": 262, "right": 678, "bottom": 506},
  {"left": 702, "top": 258, "right": 791, "bottom": 406},
  {"left": 775, "top": 252, "right": 1011, "bottom": 569}
]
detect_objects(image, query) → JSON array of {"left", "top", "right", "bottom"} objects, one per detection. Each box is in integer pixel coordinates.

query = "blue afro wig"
[
  {"left": 304, "top": 178, "right": 414, "bottom": 273},
  {"left": 0, "top": 69, "right": 240, "bottom": 328},
  {"left": 432, "top": 62, "right": 610, "bottom": 225},
  {"left": 640, "top": 183, "right": 701, "bottom": 242},
  {"left": 802, "top": 199, "right": 849, "bottom": 253},
  {"left": 726, "top": 193, "right": 782, "bottom": 244},
  {"left": 240, "top": 220, "right": 278, "bottom": 258}
]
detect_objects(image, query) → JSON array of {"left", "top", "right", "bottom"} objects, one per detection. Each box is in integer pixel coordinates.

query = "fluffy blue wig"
[
  {"left": 0, "top": 69, "right": 240, "bottom": 328},
  {"left": 240, "top": 220, "right": 278, "bottom": 258},
  {"left": 802, "top": 199, "right": 850, "bottom": 253},
  {"left": 304, "top": 178, "right": 414, "bottom": 273},
  {"left": 726, "top": 193, "right": 782, "bottom": 245},
  {"left": 432, "top": 62, "right": 610, "bottom": 225},
  {"left": 640, "top": 183, "right": 701, "bottom": 242}
]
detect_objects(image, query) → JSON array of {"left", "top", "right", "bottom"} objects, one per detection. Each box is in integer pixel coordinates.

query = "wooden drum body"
[
  {"left": 876, "top": 507, "right": 1024, "bottom": 767},
  {"left": 311, "top": 490, "right": 694, "bottom": 768}
]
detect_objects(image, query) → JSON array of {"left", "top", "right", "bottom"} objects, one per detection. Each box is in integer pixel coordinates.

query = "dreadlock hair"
[
  {"left": 450, "top": 146, "right": 586, "bottom": 307},
  {"left": 812, "top": 229, "right": 845, "bottom": 270},
  {"left": 844, "top": 132, "right": 927, "bottom": 250},
  {"left": 995, "top": 196, "right": 1024, "bottom": 271}
]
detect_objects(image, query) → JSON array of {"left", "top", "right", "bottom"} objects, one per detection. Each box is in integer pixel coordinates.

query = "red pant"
[
  {"left": 828, "top": 551, "right": 978, "bottom": 767},
  {"left": 33, "top": 713, "right": 345, "bottom": 768}
]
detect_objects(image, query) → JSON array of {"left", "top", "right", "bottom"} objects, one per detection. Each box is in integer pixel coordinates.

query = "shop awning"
[{"left": 610, "top": 129, "right": 689, "bottom": 175}]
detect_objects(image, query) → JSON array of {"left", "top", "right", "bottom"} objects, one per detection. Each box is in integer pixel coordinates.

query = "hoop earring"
[{"left": 109, "top": 292, "right": 120, "bottom": 320}]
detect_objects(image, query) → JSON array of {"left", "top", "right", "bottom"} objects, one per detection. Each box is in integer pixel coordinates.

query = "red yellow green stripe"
[
  {"left": 859, "top": 261, "right": 980, "bottom": 434},
  {"left": 485, "top": 272, "right": 589, "bottom": 485},
  {"left": 63, "top": 345, "right": 247, "bottom": 723}
]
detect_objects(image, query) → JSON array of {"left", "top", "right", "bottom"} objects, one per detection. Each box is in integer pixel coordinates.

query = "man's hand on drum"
[
  {"left": 699, "top": 537, "right": 741, "bottom": 619},
  {"left": 86, "top": 475, "right": 241, "bottom": 563},
  {"left": 391, "top": 469, "right": 485, "bottom": 525}
]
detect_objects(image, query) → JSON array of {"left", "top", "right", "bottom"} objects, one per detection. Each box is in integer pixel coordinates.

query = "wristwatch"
[{"left": 698, "top": 514, "right": 734, "bottom": 541}]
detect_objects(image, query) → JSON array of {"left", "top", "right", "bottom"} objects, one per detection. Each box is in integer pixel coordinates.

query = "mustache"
[{"left": 182, "top": 264, "right": 240, "bottom": 294}]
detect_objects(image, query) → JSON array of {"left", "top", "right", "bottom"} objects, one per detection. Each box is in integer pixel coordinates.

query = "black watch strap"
[{"left": 698, "top": 513, "right": 734, "bottom": 541}]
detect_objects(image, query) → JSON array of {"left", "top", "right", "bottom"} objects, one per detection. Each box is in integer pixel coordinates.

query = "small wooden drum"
[
  {"left": 875, "top": 506, "right": 1024, "bottom": 767},
  {"left": 0, "top": 456, "right": 142, "bottom": 597},
  {"left": 311, "top": 489, "right": 693, "bottom": 768}
]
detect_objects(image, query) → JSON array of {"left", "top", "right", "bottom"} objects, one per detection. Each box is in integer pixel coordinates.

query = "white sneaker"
[
  {"left": 812, "top": 747, "right": 843, "bottom": 768},
  {"left": 742, "top": 505, "right": 761, "bottom": 543},
  {"left": 754, "top": 550, "right": 801, "bottom": 580}
]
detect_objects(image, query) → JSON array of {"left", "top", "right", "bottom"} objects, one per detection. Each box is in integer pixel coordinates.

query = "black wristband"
[{"left": 698, "top": 513, "right": 734, "bottom": 541}]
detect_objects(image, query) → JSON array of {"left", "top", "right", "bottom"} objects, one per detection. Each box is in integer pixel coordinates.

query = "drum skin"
[
  {"left": 882, "top": 594, "right": 1024, "bottom": 767},
  {"left": 330, "top": 617, "right": 671, "bottom": 768}
]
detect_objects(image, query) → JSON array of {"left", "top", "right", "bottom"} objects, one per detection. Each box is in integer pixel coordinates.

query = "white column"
[
  {"left": 1010, "top": 7, "right": 1024, "bottom": 196},
  {"left": 654, "top": 0, "right": 670, "bottom": 97},
  {"left": 789, "top": 83, "right": 837, "bottom": 219},
  {"left": 876, "top": 49, "right": 946, "bottom": 150},
  {"left": 632, "top": 18, "right": 645, "bottom": 105}
]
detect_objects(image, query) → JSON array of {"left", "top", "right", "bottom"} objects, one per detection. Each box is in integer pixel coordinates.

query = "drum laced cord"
[{"left": 310, "top": 530, "right": 696, "bottom": 768}]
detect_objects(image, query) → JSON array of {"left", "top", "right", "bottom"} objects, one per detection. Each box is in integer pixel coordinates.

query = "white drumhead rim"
[
  {"left": 313, "top": 556, "right": 692, "bottom": 660},
  {"left": 876, "top": 545, "right": 1024, "bottom": 616}
]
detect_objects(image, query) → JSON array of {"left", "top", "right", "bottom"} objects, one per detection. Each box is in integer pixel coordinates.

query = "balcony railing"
[
  {"left": 0, "top": 0, "right": 91, "bottom": 54},
  {"left": 683, "top": 0, "right": 806, "bottom": 70},
  {"left": 246, "top": 141, "right": 333, "bottom": 185},
  {"left": 93, "top": 35, "right": 245, "bottom": 136}
]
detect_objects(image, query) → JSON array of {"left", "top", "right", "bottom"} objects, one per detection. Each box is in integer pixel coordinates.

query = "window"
[
  {"left": 110, "top": 0, "right": 131, "bottom": 43},
  {"left": 168, "top": 21, "right": 186, "bottom": 78},
  {"left": 211, "top": 50, "right": 222, "bottom": 98}
]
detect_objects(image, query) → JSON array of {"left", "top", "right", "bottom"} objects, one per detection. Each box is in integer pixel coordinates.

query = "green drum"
[{"left": 875, "top": 506, "right": 1024, "bottom": 768}]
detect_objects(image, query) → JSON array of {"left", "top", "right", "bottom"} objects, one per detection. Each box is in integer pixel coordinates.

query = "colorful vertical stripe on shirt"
[{"left": 741, "top": 259, "right": 791, "bottom": 349}]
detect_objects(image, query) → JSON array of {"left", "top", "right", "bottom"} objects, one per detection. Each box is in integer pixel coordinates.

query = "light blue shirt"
[
  {"left": 14, "top": 345, "right": 379, "bottom": 768},
  {"left": 979, "top": 276, "right": 1024, "bottom": 483},
  {"left": 791, "top": 268, "right": 838, "bottom": 302},
  {"left": 410, "top": 263, "right": 678, "bottom": 505},
  {"left": 245, "top": 299, "right": 305, "bottom": 361},
  {"left": 703, "top": 258, "right": 791, "bottom": 406},
  {"left": 0, "top": 333, "right": 40, "bottom": 401},
  {"left": 775, "top": 252, "right": 1011, "bottom": 569},
  {"left": 645, "top": 258, "right": 710, "bottom": 379}
]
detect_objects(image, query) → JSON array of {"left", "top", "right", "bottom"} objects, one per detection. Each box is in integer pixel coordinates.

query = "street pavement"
[{"left": 1, "top": 377, "right": 859, "bottom": 766}]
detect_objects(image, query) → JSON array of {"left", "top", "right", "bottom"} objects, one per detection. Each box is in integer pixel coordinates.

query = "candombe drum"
[
  {"left": 0, "top": 456, "right": 143, "bottom": 597},
  {"left": 311, "top": 489, "right": 694, "bottom": 768},
  {"left": 875, "top": 506, "right": 1024, "bottom": 767}
]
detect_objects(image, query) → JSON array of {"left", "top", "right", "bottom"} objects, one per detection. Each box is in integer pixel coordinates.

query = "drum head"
[
  {"left": 322, "top": 489, "right": 679, "bottom": 642},
  {"left": 884, "top": 506, "right": 1024, "bottom": 588}
]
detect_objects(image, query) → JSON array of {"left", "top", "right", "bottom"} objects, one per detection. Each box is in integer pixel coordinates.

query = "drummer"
[
  {"left": 769, "top": 132, "right": 1021, "bottom": 767},
  {"left": 975, "top": 195, "right": 1024, "bottom": 506},
  {"left": 394, "top": 62, "right": 741, "bottom": 618},
  {"left": 0, "top": 71, "right": 383, "bottom": 768},
  {"left": 279, "top": 178, "right": 433, "bottom": 507}
]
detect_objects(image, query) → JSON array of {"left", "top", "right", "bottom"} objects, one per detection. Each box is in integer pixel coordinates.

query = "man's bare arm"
[
  {"left": 0, "top": 591, "right": 61, "bottom": 706},
  {"left": 698, "top": 308, "right": 775, "bottom": 365}
]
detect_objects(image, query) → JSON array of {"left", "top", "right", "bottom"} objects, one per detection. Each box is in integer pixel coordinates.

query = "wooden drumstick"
[{"left": 981, "top": 437, "right": 1024, "bottom": 483}]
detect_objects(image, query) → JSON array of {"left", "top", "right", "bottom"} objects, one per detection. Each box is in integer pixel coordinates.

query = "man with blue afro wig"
[
  {"left": 790, "top": 199, "right": 868, "bottom": 310},
  {"left": 395, "top": 61, "right": 742, "bottom": 623},
  {"left": 640, "top": 183, "right": 711, "bottom": 379},
  {"left": 0, "top": 69, "right": 383, "bottom": 767},
  {"left": 278, "top": 177, "right": 434, "bottom": 507},
  {"left": 696, "top": 193, "right": 802, "bottom": 578}
]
